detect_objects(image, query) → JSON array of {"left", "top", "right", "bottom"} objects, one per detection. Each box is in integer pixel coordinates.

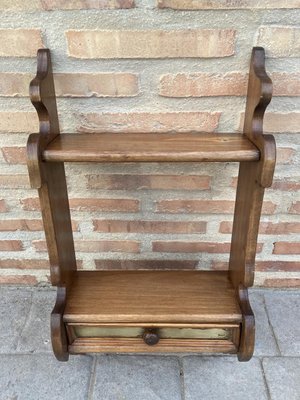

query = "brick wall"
[{"left": 0, "top": 1, "right": 299, "bottom": 287}]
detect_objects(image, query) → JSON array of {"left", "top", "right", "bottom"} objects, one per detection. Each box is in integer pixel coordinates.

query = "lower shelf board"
[{"left": 64, "top": 270, "right": 242, "bottom": 325}]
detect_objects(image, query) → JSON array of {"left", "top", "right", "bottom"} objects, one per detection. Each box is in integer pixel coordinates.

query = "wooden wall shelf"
[{"left": 26, "top": 47, "right": 276, "bottom": 362}]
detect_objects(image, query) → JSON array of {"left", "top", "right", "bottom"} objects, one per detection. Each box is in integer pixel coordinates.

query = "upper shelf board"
[{"left": 42, "top": 132, "right": 260, "bottom": 163}]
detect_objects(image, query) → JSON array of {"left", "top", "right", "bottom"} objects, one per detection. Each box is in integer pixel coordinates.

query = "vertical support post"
[
  {"left": 229, "top": 47, "right": 276, "bottom": 361},
  {"left": 27, "top": 49, "right": 76, "bottom": 361}
]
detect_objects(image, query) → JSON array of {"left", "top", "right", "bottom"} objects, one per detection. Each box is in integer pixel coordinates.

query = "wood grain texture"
[
  {"left": 229, "top": 47, "right": 276, "bottom": 288},
  {"left": 69, "top": 337, "right": 238, "bottom": 354},
  {"left": 51, "top": 287, "right": 69, "bottom": 361},
  {"left": 237, "top": 286, "right": 255, "bottom": 361},
  {"left": 27, "top": 49, "right": 60, "bottom": 189},
  {"left": 243, "top": 47, "right": 276, "bottom": 188},
  {"left": 63, "top": 271, "right": 242, "bottom": 324},
  {"left": 27, "top": 49, "right": 77, "bottom": 288},
  {"left": 42, "top": 132, "right": 260, "bottom": 163}
]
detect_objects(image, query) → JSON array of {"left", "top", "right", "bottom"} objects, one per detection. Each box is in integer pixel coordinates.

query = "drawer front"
[{"left": 70, "top": 325, "right": 231, "bottom": 340}]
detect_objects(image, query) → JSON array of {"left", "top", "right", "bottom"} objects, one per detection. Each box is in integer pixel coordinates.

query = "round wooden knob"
[{"left": 143, "top": 329, "right": 160, "bottom": 346}]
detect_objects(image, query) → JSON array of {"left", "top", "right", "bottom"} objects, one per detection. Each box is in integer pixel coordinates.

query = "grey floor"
[{"left": 0, "top": 286, "right": 299, "bottom": 400}]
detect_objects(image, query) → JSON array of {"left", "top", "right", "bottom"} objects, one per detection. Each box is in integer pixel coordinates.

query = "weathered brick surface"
[
  {"left": 0, "top": 175, "right": 30, "bottom": 189},
  {"left": 153, "top": 241, "right": 263, "bottom": 253},
  {"left": 0, "top": 275, "right": 38, "bottom": 285},
  {"left": 260, "top": 278, "right": 300, "bottom": 288},
  {"left": 0, "top": 259, "right": 50, "bottom": 269},
  {"left": 220, "top": 221, "right": 300, "bottom": 235},
  {"left": 156, "top": 200, "right": 276, "bottom": 214},
  {"left": 78, "top": 112, "right": 220, "bottom": 133},
  {"left": 255, "top": 261, "right": 300, "bottom": 272},
  {"left": 95, "top": 259, "right": 198, "bottom": 269},
  {"left": 157, "top": 0, "right": 300, "bottom": 9},
  {"left": 1, "top": 147, "right": 27, "bottom": 164},
  {"left": 160, "top": 72, "right": 300, "bottom": 97},
  {"left": 239, "top": 112, "right": 300, "bottom": 133},
  {"left": 0, "top": 200, "right": 7, "bottom": 213},
  {"left": 0, "top": 0, "right": 135, "bottom": 10},
  {"left": 0, "top": 73, "right": 139, "bottom": 97},
  {"left": 21, "top": 197, "right": 140, "bottom": 212},
  {"left": 33, "top": 240, "right": 139, "bottom": 253},
  {"left": 0, "top": 112, "right": 38, "bottom": 133},
  {"left": 93, "top": 219, "right": 207, "bottom": 234},
  {"left": 66, "top": 29, "right": 236, "bottom": 59},
  {"left": 273, "top": 242, "right": 300, "bottom": 255},
  {"left": 87, "top": 174, "right": 211, "bottom": 190},
  {"left": 257, "top": 26, "right": 300, "bottom": 57},
  {"left": 0, "top": 29, "right": 43, "bottom": 57},
  {"left": 0, "top": 240, "right": 23, "bottom": 251}
]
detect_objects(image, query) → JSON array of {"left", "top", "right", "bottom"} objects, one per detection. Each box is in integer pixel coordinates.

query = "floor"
[{"left": 0, "top": 286, "right": 299, "bottom": 400}]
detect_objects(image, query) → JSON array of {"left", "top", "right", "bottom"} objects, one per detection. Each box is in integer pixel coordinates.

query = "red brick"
[
  {"left": 0, "top": 219, "right": 78, "bottom": 232},
  {"left": 78, "top": 112, "right": 220, "bottom": 133},
  {"left": 273, "top": 242, "right": 300, "bottom": 255},
  {"left": 4, "top": 0, "right": 135, "bottom": 10},
  {"left": 0, "top": 199, "right": 7, "bottom": 212},
  {"left": 0, "top": 219, "right": 43, "bottom": 231},
  {"left": 33, "top": 240, "right": 140, "bottom": 253},
  {"left": 1, "top": 147, "right": 27, "bottom": 164},
  {"left": 160, "top": 72, "right": 247, "bottom": 97},
  {"left": 0, "top": 112, "right": 38, "bottom": 133},
  {"left": 95, "top": 259, "right": 198, "bottom": 270},
  {"left": 156, "top": 199, "right": 276, "bottom": 215},
  {"left": 220, "top": 221, "right": 300, "bottom": 235},
  {"left": 93, "top": 219, "right": 207, "bottom": 234},
  {"left": 21, "top": 197, "right": 139, "bottom": 212},
  {"left": 272, "top": 73, "right": 300, "bottom": 96},
  {"left": 239, "top": 112, "right": 300, "bottom": 133},
  {"left": 211, "top": 261, "right": 228, "bottom": 270},
  {"left": 153, "top": 241, "right": 263, "bottom": 253},
  {"left": 42, "top": 0, "right": 134, "bottom": 9},
  {"left": 66, "top": 29, "right": 235, "bottom": 59},
  {"left": 289, "top": 202, "right": 300, "bottom": 214},
  {"left": 157, "top": 0, "right": 300, "bottom": 9},
  {"left": 0, "top": 275, "right": 38, "bottom": 285},
  {"left": 257, "top": 26, "right": 300, "bottom": 57},
  {"left": 272, "top": 180, "right": 300, "bottom": 191},
  {"left": 0, "top": 175, "right": 30, "bottom": 188},
  {"left": 0, "top": 259, "right": 50, "bottom": 270},
  {"left": 255, "top": 261, "right": 300, "bottom": 272},
  {"left": 0, "top": 240, "right": 23, "bottom": 251},
  {"left": 75, "top": 240, "right": 140, "bottom": 253},
  {"left": 0, "top": 29, "right": 43, "bottom": 57},
  {"left": 87, "top": 174, "right": 211, "bottom": 190},
  {"left": 276, "top": 148, "right": 296, "bottom": 164},
  {"left": 156, "top": 200, "right": 235, "bottom": 214},
  {"left": 0, "top": 72, "right": 138, "bottom": 97},
  {"left": 152, "top": 241, "right": 231, "bottom": 253},
  {"left": 159, "top": 72, "right": 300, "bottom": 98},
  {"left": 260, "top": 278, "right": 300, "bottom": 288}
]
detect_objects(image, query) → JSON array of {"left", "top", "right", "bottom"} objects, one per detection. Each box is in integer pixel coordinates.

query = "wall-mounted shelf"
[{"left": 26, "top": 47, "right": 276, "bottom": 362}]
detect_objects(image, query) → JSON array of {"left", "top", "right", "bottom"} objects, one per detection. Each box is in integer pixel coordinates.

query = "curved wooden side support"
[
  {"left": 229, "top": 48, "right": 276, "bottom": 288},
  {"left": 237, "top": 286, "right": 255, "bottom": 362},
  {"left": 27, "top": 49, "right": 60, "bottom": 189},
  {"left": 51, "top": 287, "right": 69, "bottom": 361},
  {"left": 244, "top": 46, "right": 276, "bottom": 188}
]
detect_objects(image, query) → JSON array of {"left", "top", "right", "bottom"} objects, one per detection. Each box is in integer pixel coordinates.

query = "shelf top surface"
[
  {"left": 64, "top": 271, "right": 242, "bottom": 324},
  {"left": 43, "top": 132, "right": 260, "bottom": 163}
]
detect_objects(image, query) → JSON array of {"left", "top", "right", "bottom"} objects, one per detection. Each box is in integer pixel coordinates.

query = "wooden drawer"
[{"left": 66, "top": 323, "right": 240, "bottom": 354}]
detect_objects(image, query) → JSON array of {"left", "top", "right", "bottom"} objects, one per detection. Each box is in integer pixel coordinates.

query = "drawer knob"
[{"left": 143, "top": 329, "right": 160, "bottom": 346}]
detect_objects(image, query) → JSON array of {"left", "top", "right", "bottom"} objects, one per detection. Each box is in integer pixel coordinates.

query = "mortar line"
[
  {"left": 87, "top": 355, "right": 98, "bottom": 400},
  {"left": 262, "top": 293, "right": 282, "bottom": 356},
  {"left": 178, "top": 356, "right": 186, "bottom": 400},
  {"left": 259, "top": 357, "right": 272, "bottom": 400},
  {"left": 15, "top": 290, "right": 34, "bottom": 352}
]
